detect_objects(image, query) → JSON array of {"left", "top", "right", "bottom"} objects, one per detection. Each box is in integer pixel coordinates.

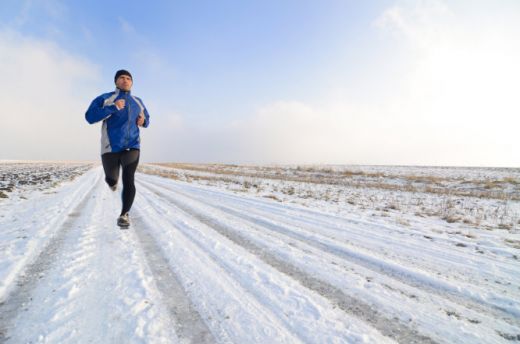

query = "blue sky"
[
  {"left": 0, "top": 1, "right": 392, "bottom": 118},
  {"left": 1, "top": 0, "right": 519, "bottom": 166}
]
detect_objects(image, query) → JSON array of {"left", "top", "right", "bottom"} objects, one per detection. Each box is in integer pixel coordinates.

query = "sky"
[{"left": 0, "top": 0, "right": 518, "bottom": 167}]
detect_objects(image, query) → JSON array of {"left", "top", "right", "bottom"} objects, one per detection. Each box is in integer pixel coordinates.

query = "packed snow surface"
[{"left": 0, "top": 162, "right": 519, "bottom": 343}]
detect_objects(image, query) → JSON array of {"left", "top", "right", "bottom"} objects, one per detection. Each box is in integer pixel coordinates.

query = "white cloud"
[
  {"left": 225, "top": 101, "right": 364, "bottom": 164},
  {"left": 159, "top": 1, "right": 520, "bottom": 167},
  {"left": 145, "top": 100, "right": 419, "bottom": 165},
  {"left": 140, "top": 111, "right": 184, "bottom": 161},
  {"left": 371, "top": 0, "right": 520, "bottom": 166},
  {"left": 0, "top": 29, "right": 103, "bottom": 160}
]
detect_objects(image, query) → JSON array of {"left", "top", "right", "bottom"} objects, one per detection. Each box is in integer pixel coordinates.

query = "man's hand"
[
  {"left": 115, "top": 99, "right": 125, "bottom": 110},
  {"left": 137, "top": 115, "right": 145, "bottom": 127}
]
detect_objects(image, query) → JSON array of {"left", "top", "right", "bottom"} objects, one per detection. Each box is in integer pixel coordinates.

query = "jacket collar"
[{"left": 115, "top": 88, "right": 131, "bottom": 95}]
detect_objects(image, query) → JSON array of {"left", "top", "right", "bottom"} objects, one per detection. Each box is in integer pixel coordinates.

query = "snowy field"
[
  {"left": 0, "top": 161, "right": 519, "bottom": 343},
  {"left": 140, "top": 163, "right": 520, "bottom": 231},
  {"left": 0, "top": 161, "right": 95, "bottom": 201}
]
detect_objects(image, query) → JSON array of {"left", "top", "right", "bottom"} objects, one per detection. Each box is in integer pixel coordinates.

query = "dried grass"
[
  {"left": 151, "top": 163, "right": 520, "bottom": 201},
  {"left": 140, "top": 163, "right": 520, "bottom": 229}
]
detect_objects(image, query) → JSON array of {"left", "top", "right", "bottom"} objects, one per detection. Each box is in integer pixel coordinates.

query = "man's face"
[{"left": 116, "top": 75, "right": 133, "bottom": 91}]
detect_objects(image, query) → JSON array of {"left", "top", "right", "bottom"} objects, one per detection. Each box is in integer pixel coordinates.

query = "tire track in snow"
[
  {"left": 2, "top": 169, "right": 181, "bottom": 343},
  {"left": 145, "top": 176, "right": 517, "bottom": 280},
  {"left": 137, "top": 179, "right": 437, "bottom": 344},
  {"left": 136, "top": 186, "right": 393, "bottom": 343},
  {"left": 133, "top": 203, "right": 308, "bottom": 343},
  {"left": 206, "top": 202, "right": 520, "bottom": 326},
  {"left": 136, "top": 199, "right": 366, "bottom": 343},
  {"left": 179, "top": 183, "right": 517, "bottom": 280},
  {"left": 130, "top": 213, "right": 215, "bottom": 344},
  {"left": 140, "top": 177, "right": 520, "bottom": 327},
  {"left": 158, "top": 189, "right": 520, "bottom": 343},
  {"left": 0, "top": 173, "right": 101, "bottom": 342}
]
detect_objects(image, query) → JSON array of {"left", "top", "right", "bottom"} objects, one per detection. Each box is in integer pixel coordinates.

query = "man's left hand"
[{"left": 137, "top": 116, "right": 145, "bottom": 127}]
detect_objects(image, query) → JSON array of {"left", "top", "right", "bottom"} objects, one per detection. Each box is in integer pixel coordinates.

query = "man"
[{"left": 85, "top": 69, "right": 150, "bottom": 228}]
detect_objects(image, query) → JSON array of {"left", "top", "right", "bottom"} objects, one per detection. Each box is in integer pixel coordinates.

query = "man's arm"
[
  {"left": 137, "top": 97, "right": 150, "bottom": 128},
  {"left": 85, "top": 95, "right": 119, "bottom": 124}
]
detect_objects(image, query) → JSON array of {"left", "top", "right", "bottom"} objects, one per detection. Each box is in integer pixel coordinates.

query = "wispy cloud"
[
  {"left": 12, "top": 0, "right": 67, "bottom": 28},
  {"left": 116, "top": 16, "right": 173, "bottom": 77},
  {"left": 12, "top": 0, "right": 33, "bottom": 27},
  {"left": 375, "top": 0, "right": 454, "bottom": 48},
  {"left": 118, "top": 17, "right": 136, "bottom": 35}
]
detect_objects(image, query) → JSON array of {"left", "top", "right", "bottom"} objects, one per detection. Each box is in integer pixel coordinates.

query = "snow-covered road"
[{"left": 0, "top": 167, "right": 518, "bottom": 343}]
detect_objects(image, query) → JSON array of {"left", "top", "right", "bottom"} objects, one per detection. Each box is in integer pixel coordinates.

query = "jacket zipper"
[{"left": 125, "top": 93, "right": 131, "bottom": 148}]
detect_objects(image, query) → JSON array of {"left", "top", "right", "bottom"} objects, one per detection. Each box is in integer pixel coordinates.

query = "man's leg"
[
  {"left": 101, "top": 152, "right": 121, "bottom": 189},
  {"left": 120, "top": 149, "right": 140, "bottom": 215}
]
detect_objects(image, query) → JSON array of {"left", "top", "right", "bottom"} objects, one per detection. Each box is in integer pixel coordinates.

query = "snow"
[{"left": 0, "top": 162, "right": 519, "bottom": 343}]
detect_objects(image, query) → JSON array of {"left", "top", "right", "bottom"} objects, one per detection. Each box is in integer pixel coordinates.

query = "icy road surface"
[{"left": 0, "top": 167, "right": 518, "bottom": 343}]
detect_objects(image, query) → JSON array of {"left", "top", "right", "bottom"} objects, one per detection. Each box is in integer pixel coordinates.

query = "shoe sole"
[{"left": 117, "top": 221, "right": 130, "bottom": 228}]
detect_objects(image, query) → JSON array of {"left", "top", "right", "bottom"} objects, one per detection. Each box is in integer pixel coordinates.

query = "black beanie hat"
[{"left": 114, "top": 69, "right": 132, "bottom": 83}]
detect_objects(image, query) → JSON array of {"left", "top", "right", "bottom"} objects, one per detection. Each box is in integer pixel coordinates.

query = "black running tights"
[{"left": 101, "top": 149, "right": 140, "bottom": 215}]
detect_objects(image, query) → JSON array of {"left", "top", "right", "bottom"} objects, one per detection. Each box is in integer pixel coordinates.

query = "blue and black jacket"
[{"left": 85, "top": 89, "right": 150, "bottom": 155}]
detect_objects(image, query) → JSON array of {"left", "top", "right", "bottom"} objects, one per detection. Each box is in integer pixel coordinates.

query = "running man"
[{"left": 85, "top": 69, "right": 150, "bottom": 228}]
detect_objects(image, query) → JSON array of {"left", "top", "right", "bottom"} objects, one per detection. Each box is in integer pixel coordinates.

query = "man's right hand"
[{"left": 115, "top": 99, "right": 125, "bottom": 110}]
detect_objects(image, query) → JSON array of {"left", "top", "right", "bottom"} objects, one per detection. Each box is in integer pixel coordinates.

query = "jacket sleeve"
[
  {"left": 85, "top": 95, "right": 118, "bottom": 124},
  {"left": 138, "top": 97, "right": 151, "bottom": 128}
]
